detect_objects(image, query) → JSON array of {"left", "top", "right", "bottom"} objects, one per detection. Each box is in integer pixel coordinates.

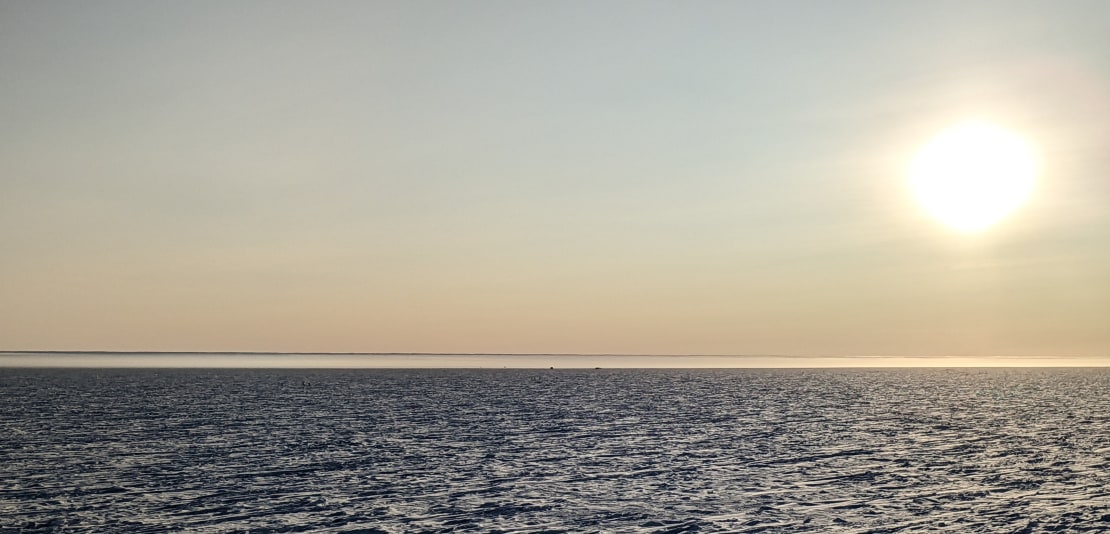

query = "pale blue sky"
[{"left": 2, "top": 1, "right": 1108, "bottom": 357}]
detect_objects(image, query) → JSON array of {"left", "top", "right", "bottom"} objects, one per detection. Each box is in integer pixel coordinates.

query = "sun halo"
[{"left": 908, "top": 121, "right": 1038, "bottom": 233}]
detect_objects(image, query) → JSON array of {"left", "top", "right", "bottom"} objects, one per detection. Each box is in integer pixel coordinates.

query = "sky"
[{"left": 2, "top": 1, "right": 1109, "bottom": 359}]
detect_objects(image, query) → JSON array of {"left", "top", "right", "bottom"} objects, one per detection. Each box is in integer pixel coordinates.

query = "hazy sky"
[{"left": 2, "top": 1, "right": 1108, "bottom": 357}]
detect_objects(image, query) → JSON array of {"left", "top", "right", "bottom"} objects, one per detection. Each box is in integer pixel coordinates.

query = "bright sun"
[{"left": 908, "top": 121, "right": 1038, "bottom": 233}]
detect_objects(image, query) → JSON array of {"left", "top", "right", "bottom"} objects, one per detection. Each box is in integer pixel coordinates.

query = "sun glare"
[{"left": 908, "top": 121, "right": 1038, "bottom": 233}]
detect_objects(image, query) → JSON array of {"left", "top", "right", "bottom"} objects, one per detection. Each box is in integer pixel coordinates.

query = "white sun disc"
[{"left": 908, "top": 121, "right": 1038, "bottom": 232}]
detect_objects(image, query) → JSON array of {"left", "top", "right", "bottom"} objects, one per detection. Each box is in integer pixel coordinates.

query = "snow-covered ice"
[{"left": 1, "top": 368, "right": 1108, "bottom": 532}]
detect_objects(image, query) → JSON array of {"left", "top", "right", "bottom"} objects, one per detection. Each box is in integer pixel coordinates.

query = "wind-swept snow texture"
[{"left": 2, "top": 368, "right": 1108, "bottom": 532}]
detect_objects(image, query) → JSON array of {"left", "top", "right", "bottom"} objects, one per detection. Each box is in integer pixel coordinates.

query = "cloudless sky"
[{"left": 2, "top": 1, "right": 1108, "bottom": 358}]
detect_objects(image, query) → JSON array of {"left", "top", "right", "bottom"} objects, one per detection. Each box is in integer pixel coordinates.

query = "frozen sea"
[{"left": 2, "top": 367, "right": 1109, "bottom": 532}]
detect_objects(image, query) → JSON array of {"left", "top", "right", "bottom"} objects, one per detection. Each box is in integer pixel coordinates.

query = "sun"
[{"left": 908, "top": 121, "right": 1038, "bottom": 233}]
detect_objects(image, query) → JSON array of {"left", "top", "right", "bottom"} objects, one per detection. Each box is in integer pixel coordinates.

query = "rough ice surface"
[{"left": 2, "top": 368, "right": 1109, "bottom": 532}]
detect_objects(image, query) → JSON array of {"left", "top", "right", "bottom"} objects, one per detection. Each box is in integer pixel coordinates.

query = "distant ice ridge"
[
  {"left": 1, "top": 351, "right": 1107, "bottom": 368},
  {"left": 1, "top": 368, "right": 1109, "bottom": 532}
]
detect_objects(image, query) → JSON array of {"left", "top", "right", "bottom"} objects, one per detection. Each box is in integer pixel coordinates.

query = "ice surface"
[{"left": 1, "top": 368, "right": 1108, "bottom": 532}]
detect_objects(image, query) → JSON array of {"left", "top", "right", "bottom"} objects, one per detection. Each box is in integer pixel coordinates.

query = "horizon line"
[{"left": 1, "top": 350, "right": 1104, "bottom": 360}]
